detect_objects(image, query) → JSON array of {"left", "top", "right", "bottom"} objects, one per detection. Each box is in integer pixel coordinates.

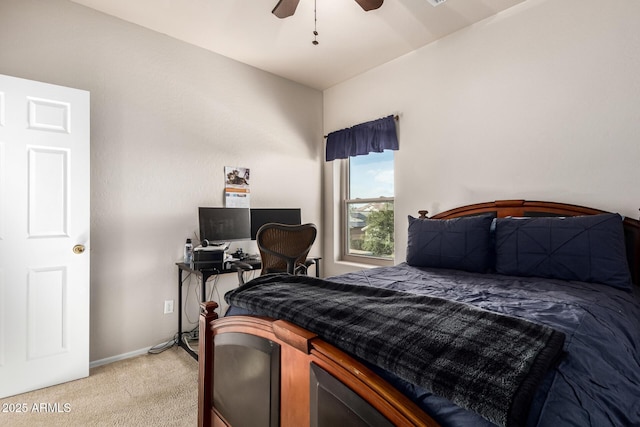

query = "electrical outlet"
[{"left": 164, "top": 300, "right": 174, "bottom": 314}]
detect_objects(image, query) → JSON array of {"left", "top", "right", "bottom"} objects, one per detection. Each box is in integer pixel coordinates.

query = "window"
[{"left": 344, "top": 150, "right": 394, "bottom": 263}]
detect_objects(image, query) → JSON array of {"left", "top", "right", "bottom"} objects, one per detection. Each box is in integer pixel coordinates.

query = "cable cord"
[
  {"left": 179, "top": 270, "right": 202, "bottom": 325},
  {"left": 207, "top": 274, "right": 221, "bottom": 311},
  {"left": 184, "top": 272, "right": 199, "bottom": 325},
  {"left": 182, "top": 334, "right": 198, "bottom": 354},
  {"left": 148, "top": 332, "right": 179, "bottom": 354}
]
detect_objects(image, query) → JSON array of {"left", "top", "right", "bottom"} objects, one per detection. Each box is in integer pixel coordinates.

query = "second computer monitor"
[{"left": 250, "top": 208, "right": 301, "bottom": 240}]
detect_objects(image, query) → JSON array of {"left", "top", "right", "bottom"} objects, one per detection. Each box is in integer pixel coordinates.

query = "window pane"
[
  {"left": 349, "top": 151, "right": 394, "bottom": 199},
  {"left": 347, "top": 201, "right": 394, "bottom": 259}
]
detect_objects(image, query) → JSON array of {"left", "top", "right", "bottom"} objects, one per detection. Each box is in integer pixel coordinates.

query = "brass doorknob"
[{"left": 73, "top": 245, "right": 85, "bottom": 254}]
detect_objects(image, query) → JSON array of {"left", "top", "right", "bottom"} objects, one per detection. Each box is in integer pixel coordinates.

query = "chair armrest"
[
  {"left": 232, "top": 261, "right": 254, "bottom": 271},
  {"left": 231, "top": 261, "right": 254, "bottom": 285}
]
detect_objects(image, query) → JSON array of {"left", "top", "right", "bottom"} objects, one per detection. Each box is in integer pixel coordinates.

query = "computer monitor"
[
  {"left": 250, "top": 208, "right": 302, "bottom": 240},
  {"left": 199, "top": 207, "right": 251, "bottom": 244}
]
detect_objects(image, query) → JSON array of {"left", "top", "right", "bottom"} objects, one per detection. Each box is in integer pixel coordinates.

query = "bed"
[{"left": 197, "top": 199, "right": 640, "bottom": 427}]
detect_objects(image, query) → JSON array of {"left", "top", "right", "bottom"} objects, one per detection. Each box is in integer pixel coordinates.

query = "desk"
[{"left": 175, "top": 259, "right": 261, "bottom": 359}]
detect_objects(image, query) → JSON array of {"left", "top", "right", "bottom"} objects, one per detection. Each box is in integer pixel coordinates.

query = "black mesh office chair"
[{"left": 257, "top": 223, "right": 317, "bottom": 275}]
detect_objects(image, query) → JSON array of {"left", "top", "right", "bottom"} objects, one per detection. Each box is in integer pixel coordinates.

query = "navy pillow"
[
  {"left": 495, "top": 213, "right": 632, "bottom": 291},
  {"left": 406, "top": 214, "right": 494, "bottom": 273}
]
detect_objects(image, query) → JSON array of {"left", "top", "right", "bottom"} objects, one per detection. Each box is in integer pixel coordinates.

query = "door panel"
[
  {"left": 27, "top": 266, "right": 67, "bottom": 360},
  {"left": 0, "top": 74, "right": 90, "bottom": 398},
  {"left": 28, "top": 146, "right": 69, "bottom": 237},
  {"left": 27, "top": 97, "right": 71, "bottom": 133}
]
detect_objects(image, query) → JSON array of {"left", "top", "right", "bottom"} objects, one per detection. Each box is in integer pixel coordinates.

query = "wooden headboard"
[{"left": 418, "top": 199, "right": 640, "bottom": 286}]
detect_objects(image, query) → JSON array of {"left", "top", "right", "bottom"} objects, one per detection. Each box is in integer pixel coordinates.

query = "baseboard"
[{"left": 89, "top": 346, "right": 152, "bottom": 369}]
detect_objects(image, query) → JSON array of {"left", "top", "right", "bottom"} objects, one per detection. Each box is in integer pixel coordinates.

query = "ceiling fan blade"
[
  {"left": 272, "top": 0, "right": 300, "bottom": 18},
  {"left": 354, "top": 0, "right": 384, "bottom": 12}
]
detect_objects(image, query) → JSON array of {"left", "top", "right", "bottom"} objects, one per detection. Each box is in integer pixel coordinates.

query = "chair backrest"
[{"left": 257, "top": 223, "right": 317, "bottom": 275}]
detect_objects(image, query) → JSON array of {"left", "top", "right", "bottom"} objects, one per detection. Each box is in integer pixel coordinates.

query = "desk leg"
[
  {"left": 201, "top": 272, "right": 209, "bottom": 302},
  {"left": 177, "top": 267, "right": 198, "bottom": 360},
  {"left": 178, "top": 268, "right": 183, "bottom": 341},
  {"left": 315, "top": 258, "right": 321, "bottom": 278},
  {"left": 175, "top": 265, "right": 219, "bottom": 361}
]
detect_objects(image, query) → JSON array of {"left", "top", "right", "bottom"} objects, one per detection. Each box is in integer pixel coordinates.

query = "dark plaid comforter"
[
  {"left": 225, "top": 272, "right": 565, "bottom": 427},
  {"left": 226, "top": 263, "right": 640, "bottom": 427}
]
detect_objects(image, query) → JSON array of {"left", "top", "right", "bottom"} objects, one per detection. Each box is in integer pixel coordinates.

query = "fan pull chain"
[{"left": 312, "top": 0, "right": 319, "bottom": 45}]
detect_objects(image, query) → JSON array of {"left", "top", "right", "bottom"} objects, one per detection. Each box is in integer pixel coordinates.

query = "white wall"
[
  {"left": 323, "top": 0, "right": 640, "bottom": 276},
  {"left": 0, "top": 0, "right": 323, "bottom": 361}
]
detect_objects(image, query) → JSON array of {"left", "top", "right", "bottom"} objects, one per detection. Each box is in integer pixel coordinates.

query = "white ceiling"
[{"left": 70, "top": 0, "right": 526, "bottom": 90}]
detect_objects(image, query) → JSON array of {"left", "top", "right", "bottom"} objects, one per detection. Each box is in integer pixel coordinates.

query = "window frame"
[{"left": 340, "top": 155, "right": 395, "bottom": 266}]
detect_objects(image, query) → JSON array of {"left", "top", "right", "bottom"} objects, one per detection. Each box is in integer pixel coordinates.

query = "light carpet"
[{"left": 0, "top": 346, "right": 198, "bottom": 426}]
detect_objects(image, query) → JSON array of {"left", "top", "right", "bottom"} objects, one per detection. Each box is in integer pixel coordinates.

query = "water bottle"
[{"left": 184, "top": 238, "right": 193, "bottom": 264}]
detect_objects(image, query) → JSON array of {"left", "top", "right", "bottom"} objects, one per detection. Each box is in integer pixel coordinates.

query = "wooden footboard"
[{"left": 198, "top": 301, "right": 438, "bottom": 427}]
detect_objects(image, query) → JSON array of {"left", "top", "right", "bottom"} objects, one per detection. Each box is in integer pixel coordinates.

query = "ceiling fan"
[{"left": 272, "top": 0, "right": 384, "bottom": 19}]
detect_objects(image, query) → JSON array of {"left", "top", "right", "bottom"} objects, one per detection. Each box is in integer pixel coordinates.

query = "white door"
[{"left": 0, "top": 74, "right": 90, "bottom": 398}]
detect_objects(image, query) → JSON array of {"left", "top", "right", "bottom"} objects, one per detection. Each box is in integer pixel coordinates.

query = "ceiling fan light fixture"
[{"left": 426, "top": 0, "right": 447, "bottom": 6}]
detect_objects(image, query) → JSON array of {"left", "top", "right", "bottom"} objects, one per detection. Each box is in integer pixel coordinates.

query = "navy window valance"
[{"left": 325, "top": 115, "right": 399, "bottom": 161}]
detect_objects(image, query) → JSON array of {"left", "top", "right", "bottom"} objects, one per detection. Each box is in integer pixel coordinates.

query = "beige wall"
[
  {"left": 323, "top": 0, "right": 640, "bottom": 276},
  {"left": 0, "top": 0, "right": 323, "bottom": 362}
]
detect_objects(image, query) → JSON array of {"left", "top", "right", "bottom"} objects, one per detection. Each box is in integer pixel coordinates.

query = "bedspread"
[
  {"left": 328, "top": 263, "right": 640, "bottom": 427},
  {"left": 226, "top": 263, "right": 640, "bottom": 426}
]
